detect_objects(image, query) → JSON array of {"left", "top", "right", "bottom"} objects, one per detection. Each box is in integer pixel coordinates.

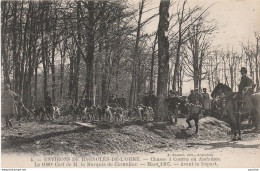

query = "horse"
[
  {"left": 251, "top": 92, "right": 260, "bottom": 130},
  {"left": 211, "top": 83, "right": 257, "bottom": 141},
  {"left": 165, "top": 96, "right": 188, "bottom": 122}
]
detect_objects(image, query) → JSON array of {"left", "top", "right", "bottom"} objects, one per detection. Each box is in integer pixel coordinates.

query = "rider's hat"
[
  {"left": 203, "top": 88, "right": 207, "bottom": 91},
  {"left": 240, "top": 67, "right": 247, "bottom": 73}
]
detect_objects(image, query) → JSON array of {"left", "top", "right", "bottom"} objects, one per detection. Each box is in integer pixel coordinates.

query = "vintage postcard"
[{"left": 1, "top": 0, "right": 260, "bottom": 169}]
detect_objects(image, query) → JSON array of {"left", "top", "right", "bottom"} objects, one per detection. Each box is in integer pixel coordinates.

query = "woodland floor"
[{"left": 1, "top": 116, "right": 260, "bottom": 157}]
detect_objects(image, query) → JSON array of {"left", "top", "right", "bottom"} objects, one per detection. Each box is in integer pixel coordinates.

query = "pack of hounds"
[{"left": 25, "top": 103, "right": 154, "bottom": 123}]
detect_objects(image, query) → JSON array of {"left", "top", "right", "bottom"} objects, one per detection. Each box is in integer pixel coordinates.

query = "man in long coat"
[
  {"left": 44, "top": 92, "right": 53, "bottom": 120},
  {"left": 188, "top": 90, "right": 196, "bottom": 104},
  {"left": 202, "top": 88, "right": 210, "bottom": 115},
  {"left": 1, "top": 84, "right": 17, "bottom": 127}
]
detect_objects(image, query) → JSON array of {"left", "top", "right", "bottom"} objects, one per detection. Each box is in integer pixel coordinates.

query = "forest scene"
[{"left": 1, "top": 0, "right": 260, "bottom": 168}]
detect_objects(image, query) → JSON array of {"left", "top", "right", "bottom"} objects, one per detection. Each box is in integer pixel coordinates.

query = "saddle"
[{"left": 231, "top": 85, "right": 255, "bottom": 113}]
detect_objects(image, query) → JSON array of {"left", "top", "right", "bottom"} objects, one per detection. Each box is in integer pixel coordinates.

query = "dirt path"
[
  {"left": 2, "top": 137, "right": 259, "bottom": 168},
  {"left": 115, "top": 138, "right": 260, "bottom": 168}
]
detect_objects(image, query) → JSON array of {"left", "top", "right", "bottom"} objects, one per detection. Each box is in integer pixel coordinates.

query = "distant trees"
[
  {"left": 1, "top": 0, "right": 258, "bottom": 115},
  {"left": 242, "top": 32, "right": 260, "bottom": 89},
  {"left": 1, "top": 1, "right": 137, "bottom": 107},
  {"left": 129, "top": 0, "right": 159, "bottom": 108}
]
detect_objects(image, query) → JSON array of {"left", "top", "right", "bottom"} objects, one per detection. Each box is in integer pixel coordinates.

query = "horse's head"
[{"left": 211, "top": 83, "right": 232, "bottom": 98}]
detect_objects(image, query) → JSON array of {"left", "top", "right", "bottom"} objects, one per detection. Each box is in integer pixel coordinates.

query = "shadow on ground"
[{"left": 188, "top": 140, "right": 260, "bottom": 150}]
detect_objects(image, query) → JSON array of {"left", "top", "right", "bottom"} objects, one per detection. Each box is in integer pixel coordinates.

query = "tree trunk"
[
  {"left": 256, "top": 37, "right": 259, "bottom": 88},
  {"left": 74, "top": 1, "right": 82, "bottom": 104},
  {"left": 150, "top": 32, "right": 157, "bottom": 93},
  {"left": 172, "top": 0, "right": 187, "bottom": 93},
  {"left": 179, "top": 65, "right": 183, "bottom": 95},
  {"left": 99, "top": 2, "right": 108, "bottom": 105},
  {"left": 33, "top": 42, "right": 38, "bottom": 104},
  {"left": 51, "top": 8, "right": 58, "bottom": 102},
  {"left": 156, "top": 0, "right": 170, "bottom": 122},
  {"left": 198, "top": 51, "right": 203, "bottom": 90},
  {"left": 59, "top": 39, "right": 66, "bottom": 99},
  {"left": 129, "top": 0, "right": 144, "bottom": 108},
  {"left": 68, "top": 48, "right": 74, "bottom": 99},
  {"left": 22, "top": 3, "right": 33, "bottom": 106},
  {"left": 1, "top": 1, "right": 11, "bottom": 86},
  {"left": 172, "top": 42, "right": 181, "bottom": 92},
  {"left": 102, "top": 45, "right": 110, "bottom": 105},
  {"left": 85, "top": 1, "right": 95, "bottom": 102},
  {"left": 193, "top": 37, "right": 199, "bottom": 89},
  {"left": 12, "top": 2, "right": 19, "bottom": 92},
  {"left": 41, "top": 3, "right": 48, "bottom": 100}
]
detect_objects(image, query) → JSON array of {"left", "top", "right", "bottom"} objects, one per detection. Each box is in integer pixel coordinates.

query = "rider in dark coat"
[{"left": 238, "top": 67, "right": 254, "bottom": 100}]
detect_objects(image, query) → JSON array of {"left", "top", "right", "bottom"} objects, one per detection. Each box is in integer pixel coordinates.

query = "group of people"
[
  {"left": 1, "top": 66, "right": 256, "bottom": 130},
  {"left": 165, "top": 88, "right": 209, "bottom": 133},
  {"left": 185, "top": 67, "right": 256, "bottom": 133}
]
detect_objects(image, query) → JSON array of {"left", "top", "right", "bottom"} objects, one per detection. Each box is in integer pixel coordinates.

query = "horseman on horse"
[
  {"left": 237, "top": 67, "right": 254, "bottom": 105},
  {"left": 211, "top": 67, "right": 257, "bottom": 141}
]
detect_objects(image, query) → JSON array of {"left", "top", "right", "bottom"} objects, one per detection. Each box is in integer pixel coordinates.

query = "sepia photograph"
[{"left": 1, "top": 0, "right": 260, "bottom": 169}]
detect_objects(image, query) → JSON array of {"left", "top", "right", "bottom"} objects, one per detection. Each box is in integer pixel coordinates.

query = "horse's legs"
[
  {"left": 236, "top": 122, "right": 242, "bottom": 140},
  {"left": 231, "top": 126, "right": 237, "bottom": 141},
  {"left": 5, "top": 115, "right": 10, "bottom": 127},
  {"left": 254, "top": 111, "right": 259, "bottom": 130},
  {"left": 186, "top": 116, "right": 192, "bottom": 129},
  {"left": 236, "top": 112, "right": 242, "bottom": 140},
  {"left": 251, "top": 110, "right": 259, "bottom": 130},
  {"left": 194, "top": 117, "right": 199, "bottom": 133},
  {"left": 229, "top": 111, "right": 237, "bottom": 141},
  {"left": 229, "top": 119, "right": 237, "bottom": 141}
]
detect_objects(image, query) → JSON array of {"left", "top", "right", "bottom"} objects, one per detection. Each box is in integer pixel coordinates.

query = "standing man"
[
  {"left": 202, "top": 88, "right": 210, "bottom": 115},
  {"left": 188, "top": 90, "right": 196, "bottom": 104},
  {"left": 44, "top": 92, "right": 53, "bottom": 120},
  {"left": 1, "top": 84, "right": 17, "bottom": 127},
  {"left": 186, "top": 100, "right": 203, "bottom": 133},
  {"left": 194, "top": 88, "right": 202, "bottom": 105}
]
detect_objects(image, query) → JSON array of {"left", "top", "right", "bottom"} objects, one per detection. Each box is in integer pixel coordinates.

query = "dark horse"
[
  {"left": 211, "top": 83, "right": 256, "bottom": 141},
  {"left": 165, "top": 96, "right": 188, "bottom": 123}
]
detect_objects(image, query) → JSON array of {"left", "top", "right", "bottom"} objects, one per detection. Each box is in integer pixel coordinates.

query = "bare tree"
[{"left": 156, "top": 0, "right": 170, "bottom": 122}]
